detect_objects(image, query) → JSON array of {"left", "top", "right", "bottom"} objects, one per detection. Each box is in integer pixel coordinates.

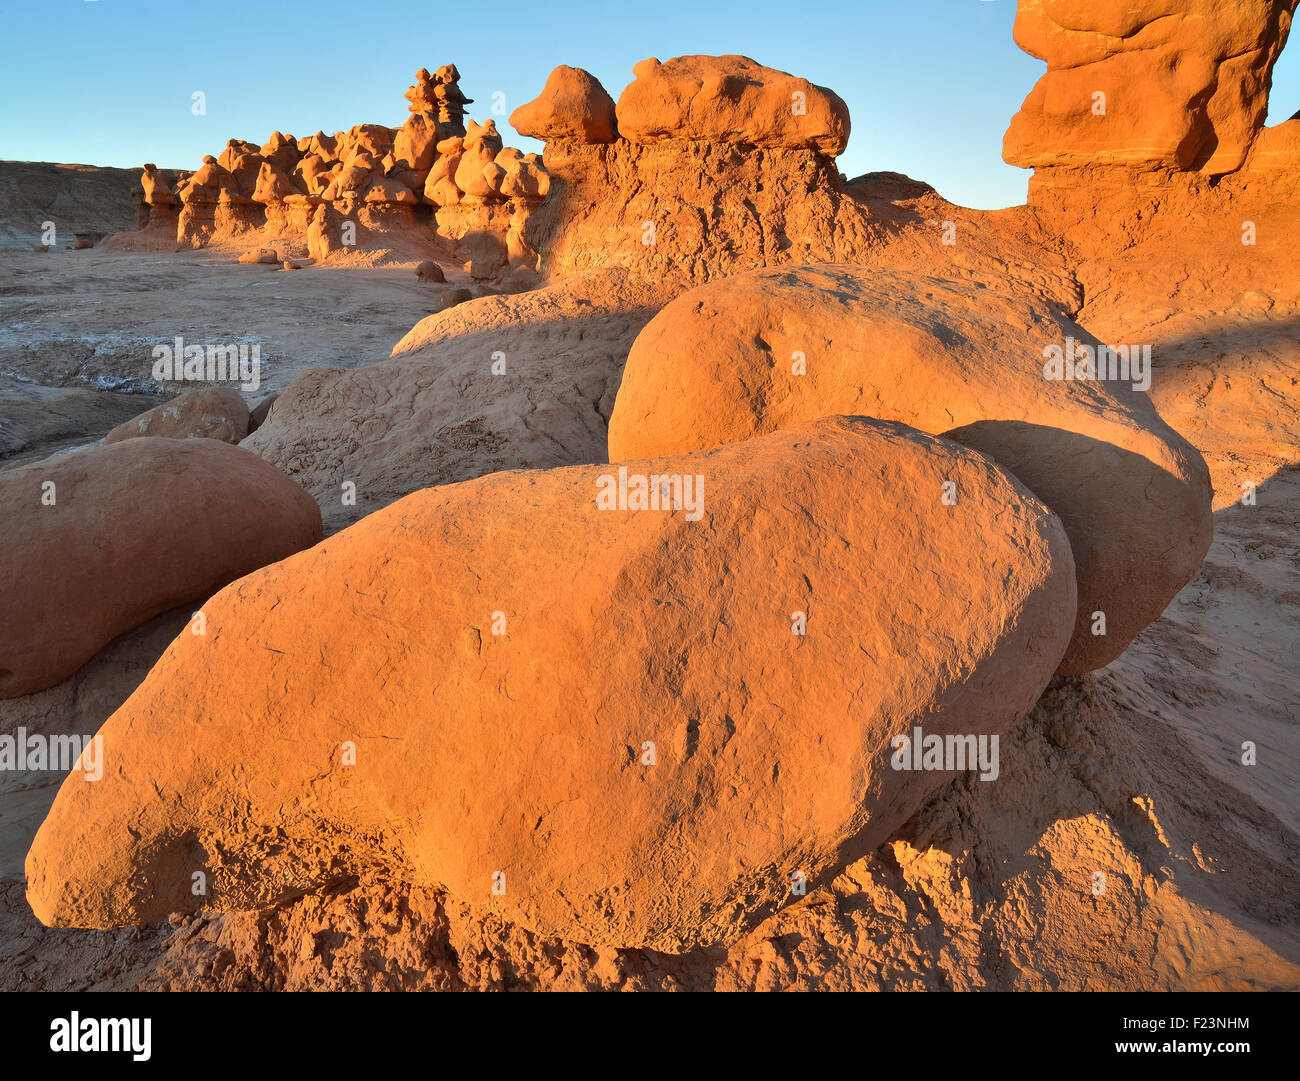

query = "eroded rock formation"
[
  {"left": 607, "top": 265, "right": 1213, "bottom": 675},
  {"left": 135, "top": 66, "right": 550, "bottom": 277},
  {"left": 1004, "top": 0, "right": 1297, "bottom": 185}
]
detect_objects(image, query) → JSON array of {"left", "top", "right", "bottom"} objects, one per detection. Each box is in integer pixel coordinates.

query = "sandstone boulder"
[
  {"left": 487, "top": 148, "right": 550, "bottom": 202},
  {"left": 104, "top": 387, "right": 251, "bottom": 445},
  {"left": 616, "top": 55, "right": 851, "bottom": 156},
  {"left": 607, "top": 264, "right": 1213, "bottom": 674},
  {"left": 25, "top": 416, "right": 1075, "bottom": 949},
  {"left": 226, "top": 152, "right": 267, "bottom": 198},
  {"left": 298, "top": 131, "right": 338, "bottom": 160},
  {"left": 141, "top": 164, "right": 176, "bottom": 206},
  {"left": 259, "top": 131, "right": 301, "bottom": 175},
  {"left": 463, "top": 231, "right": 508, "bottom": 279},
  {"left": 0, "top": 438, "right": 322, "bottom": 698},
  {"left": 510, "top": 65, "right": 618, "bottom": 143},
  {"left": 415, "top": 259, "right": 446, "bottom": 283},
  {"left": 292, "top": 153, "right": 334, "bottom": 195},
  {"left": 252, "top": 162, "right": 298, "bottom": 203},
  {"left": 436, "top": 286, "right": 474, "bottom": 312},
  {"left": 363, "top": 176, "right": 419, "bottom": 205},
  {"left": 423, "top": 136, "right": 464, "bottom": 206},
  {"left": 394, "top": 113, "right": 440, "bottom": 174}
]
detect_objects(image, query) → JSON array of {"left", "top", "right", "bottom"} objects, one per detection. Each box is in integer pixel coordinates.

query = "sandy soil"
[{"left": 0, "top": 247, "right": 472, "bottom": 465}]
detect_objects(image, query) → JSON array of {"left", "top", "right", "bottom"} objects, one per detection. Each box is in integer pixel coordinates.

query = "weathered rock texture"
[
  {"left": 0, "top": 439, "right": 322, "bottom": 698},
  {"left": 512, "top": 59, "right": 1081, "bottom": 299},
  {"left": 104, "top": 387, "right": 249, "bottom": 445},
  {"left": 26, "top": 416, "right": 1075, "bottom": 951},
  {"left": 607, "top": 265, "right": 1213, "bottom": 675},
  {"left": 1004, "top": 0, "right": 1297, "bottom": 184}
]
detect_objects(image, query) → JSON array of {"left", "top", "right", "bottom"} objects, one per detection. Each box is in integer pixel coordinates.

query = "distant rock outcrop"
[
  {"left": 130, "top": 66, "right": 549, "bottom": 278},
  {"left": 0, "top": 162, "right": 141, "bottom": 249}
]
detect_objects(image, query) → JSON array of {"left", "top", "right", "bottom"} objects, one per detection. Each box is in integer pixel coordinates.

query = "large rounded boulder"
[
  {"left": 0, "top": 438, "right": 323, "bottom": 697},
  {"left": 27, "top": 416, "right": 1074, "bottom": 951},
  {"left": 607, "top": 264, "right": 1213, "bottom": 674}
]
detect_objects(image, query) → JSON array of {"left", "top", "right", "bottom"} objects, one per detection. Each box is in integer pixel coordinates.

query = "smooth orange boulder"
[
  {"left": 0, "top": 439, "right": 322, "bottom": 698},
  {"left": 607, "top": 265, "right": 1213, "bottom": 675},
  {"left": 25, "top": 417, "right": 1074, "bottom": 950}
]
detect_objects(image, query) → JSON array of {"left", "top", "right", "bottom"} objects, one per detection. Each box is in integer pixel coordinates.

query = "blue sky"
[{"left": 2, "top": 0, "right": 1297, "bottom": 209}]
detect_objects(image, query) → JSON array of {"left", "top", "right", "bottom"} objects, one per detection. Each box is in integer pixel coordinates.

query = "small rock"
[
  {"left": 415, "top": 259, "right": 446, "bottom": 283},
  {"left": 436, "top": 286, "right": 474, "bottom": 313}
]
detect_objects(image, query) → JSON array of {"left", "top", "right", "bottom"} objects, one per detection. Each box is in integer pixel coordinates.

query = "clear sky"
[{"left": 2, "top": 0, "right": 1298, "bottom": 209}]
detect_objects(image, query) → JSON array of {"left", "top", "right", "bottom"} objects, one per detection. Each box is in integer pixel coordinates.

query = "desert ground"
[{"left": 1, "top": 2, "right": 1298, "bottom": 992}]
